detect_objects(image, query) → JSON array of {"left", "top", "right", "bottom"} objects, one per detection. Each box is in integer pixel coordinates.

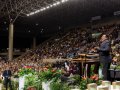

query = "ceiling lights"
[{"left": 27, "top": 0, "right": 69, "bottom": 16}]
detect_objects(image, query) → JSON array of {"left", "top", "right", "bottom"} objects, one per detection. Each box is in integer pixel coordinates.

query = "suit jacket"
[
  {"left": 99, "top": 40, "right": 112, "bottom": 63},
  {"left": 3, "top": 70, "right": 12, "bottom": 78}
]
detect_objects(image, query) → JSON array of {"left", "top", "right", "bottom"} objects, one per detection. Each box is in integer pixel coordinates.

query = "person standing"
[
  {"left": 3, "top": 67, "right": 12, "bottom": 90},
  {"left": 96, "top": 34, "right": 112, "bottom": 80}
]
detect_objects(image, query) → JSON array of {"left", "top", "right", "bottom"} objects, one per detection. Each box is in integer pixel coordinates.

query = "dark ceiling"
[{"left": 0, "top": 0, "right": 120, "bottom": 38}]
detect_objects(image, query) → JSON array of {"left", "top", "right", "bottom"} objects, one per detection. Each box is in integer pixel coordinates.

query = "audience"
[{"left": 0, "top": 23, "right": 120, "bottom": 79}]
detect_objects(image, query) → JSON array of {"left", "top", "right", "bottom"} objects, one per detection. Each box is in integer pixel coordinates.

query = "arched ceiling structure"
[{"left": 0, "top": 0, "right": 120, "bottom": 37}]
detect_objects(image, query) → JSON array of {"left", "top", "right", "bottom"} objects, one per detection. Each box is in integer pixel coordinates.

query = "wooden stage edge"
[
  {"left": 43, "top": 58, "right": 99, "bottom": 63},
  {"left": 43, "top": 53, "right": 99, "bottom": 63}
]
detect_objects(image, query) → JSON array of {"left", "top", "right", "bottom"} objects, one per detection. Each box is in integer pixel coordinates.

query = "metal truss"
[{"left": 0, "top": 0, "right": 61, "bottom": 22}]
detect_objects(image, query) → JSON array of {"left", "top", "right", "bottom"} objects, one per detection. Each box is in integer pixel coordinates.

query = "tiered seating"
[
  {"left": 0, "top": 23, "right": 119, "bottom": 77},
  {"left": 15, "top": 24, "right": 120, "bottom": 63}
]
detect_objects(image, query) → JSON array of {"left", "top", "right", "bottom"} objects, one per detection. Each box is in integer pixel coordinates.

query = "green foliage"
[
  {"left": 50, "top": 80, "right": 70, "bottom": 90},
  {"left": 79, "top": 78, "right": 88, "bottom": 90},
  {"left": 116, "top": 65, "right": 120, "bottom": 70},
  {"left": 79, "top": 78, "right": 96, "bottom": 90},
  {"left": 39, "top": 68, "right": 62, "bottom": 82},
  {"left": 110, "top": 64, "right": 117, "bottom": 69},
  {"left": 99, "top": 63, "right": 103, "bottom": 69},
  {"left": 11, "top": 81, "right": 19, "bottom": 90},
  {"left": 0, "top": 79, "right": 3, "bottom": 83},
  {"left": 79, "top": 76, "right": 102, "bottom": 90},
  {"left": 18, "top": 68, "right": 35, "bottom": 77},
  {"left": 50, "top": 80, "right": 62, "bottom": 90},
  {"left": 110, "top": 64, "right": 120, "bottom": 70},
  {"left": 16, "top": 67, "right": 102, "bottom": 90},
  {"left": 71, "top": 75, "right": 81, "bottom": 85},
  {"left": 61, "top": 83, "right": 70, "bottom": 90},
  {"left": 97, "top": 79, "right": 102, "bottom": 85},
  {"left": 90, "top": 65, "right": 95, "bottom": 76},
  {"left": 18, "top": 68, "right": 42, "bottom": 90},
  {"left": 24, "top": 74, "right": 42, "bottom": 90}
]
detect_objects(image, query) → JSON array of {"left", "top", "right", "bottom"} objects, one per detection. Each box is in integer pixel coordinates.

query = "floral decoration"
[{"left": 39, "top": 67, "right": 62, "bottom": 82}]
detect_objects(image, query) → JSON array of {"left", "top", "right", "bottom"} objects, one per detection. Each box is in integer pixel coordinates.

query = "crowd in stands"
[
  {"left": 0, "top": 48, "right": 30, "bottom": 53},
  {"left": 0, "top": 23, "right": 120, "bottom": 78}
]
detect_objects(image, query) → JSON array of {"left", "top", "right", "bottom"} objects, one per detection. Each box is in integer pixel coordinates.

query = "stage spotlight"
[
  {"left": 27, "top": 14, "right": 30, "bottom": 16},
  {"left": 50, "top": 5, "right": 53, "bottom": 7},
  {"left": 43, "top": 7, "right": 46, "bottom": 10},
  {"left": 53, "top": 3, "right": 57, "bottom": 6},
  {"left": 40, "top": 8, "right": 44, "bottom": 11},
  {"left": 56, "top": 1, "right": 61, "bottom": 5},
  {"left": 40, "top": 8, "right": 46, "bottom": 12},
  {"left": 35, "top": 10, "right": 40, "bottom": 13},
  {"left": 49, "top": 5, "right": 52, "bottom": 7},
  {"left": 29, "top": 12, "right": 35, "bottom": 16},
  {"left": 46, "top": 6, "right": 50, "bottom": 9},
  {"left": 26, "top": 0, "right": 70, "bottom": 16},
  {"left": 61, "top": 0, "right": 68, "bottom": 3}
]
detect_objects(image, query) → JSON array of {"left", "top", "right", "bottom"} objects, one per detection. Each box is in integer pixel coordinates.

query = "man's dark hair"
[{"left": 101, "top": 34, "right": 109, "bottom": 39}]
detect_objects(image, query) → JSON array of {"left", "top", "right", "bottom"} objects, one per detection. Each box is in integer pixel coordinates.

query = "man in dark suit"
[
  {"left": 3, "top": 67, "right": 12, "bottom": 90},
  {"left": 97, "top": 34, "right": 112, "bottom": 80}
]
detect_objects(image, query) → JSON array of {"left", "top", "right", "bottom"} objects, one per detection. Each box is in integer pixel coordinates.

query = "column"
[
  {"left": 33, "top": 37, "right": 36, "bottom": 49},
  {"left": 8, "top": 23, "right": 14, "bottom": 61}
]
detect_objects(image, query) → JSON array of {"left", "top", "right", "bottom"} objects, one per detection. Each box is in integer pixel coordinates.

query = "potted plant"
[
  {"left": 50, "top": 79, "right": 70, "bottom": 90},
  {"left": 18, "top": 67, "right": 34, "bottom": 77},
  {"left": 38, "top": 67, "right": 62, "bottom": 90},
  {"left": 24, "top": 74, "right": 38, "bottom": 90},
  {"left": 18, "top": 66, "right": 35, "bottom": 90},
  {"left": 79, "top": 74, "right": 101, "bottom": 90}
]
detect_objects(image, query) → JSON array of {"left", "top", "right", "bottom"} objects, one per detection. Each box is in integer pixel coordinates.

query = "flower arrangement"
[
  {"left": 90, "top": 74, "right": 99, "bottom": 81},
  {"left": 18, "top": 66, "right": 42, "bottom": 90},
  {"left": 18, "top": 66, "right": 35, "bottom": 77},
  {"left": 80, "top": 65, "right": 102, "bottom": 90},
  {"left": 80, "top": 74, "right": 101, "bottom": 90},
  {"left": 50, "top": 79, "right": 70, "bottom": 90},
  {"left": 39, "top": 67, "right": 62, "bottom": 82},
  {"left": 24, "top": 74, "right": 41, "bottom": 90}
]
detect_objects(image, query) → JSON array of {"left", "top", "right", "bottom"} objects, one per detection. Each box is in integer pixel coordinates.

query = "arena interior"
[{"left": 0, "top": 0, "right": 120, "bottom": 90}]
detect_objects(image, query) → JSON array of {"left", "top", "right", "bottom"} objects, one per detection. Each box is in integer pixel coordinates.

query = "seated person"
[{"left": 112, "top": 57, "right": 118, "bottom": 65}]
